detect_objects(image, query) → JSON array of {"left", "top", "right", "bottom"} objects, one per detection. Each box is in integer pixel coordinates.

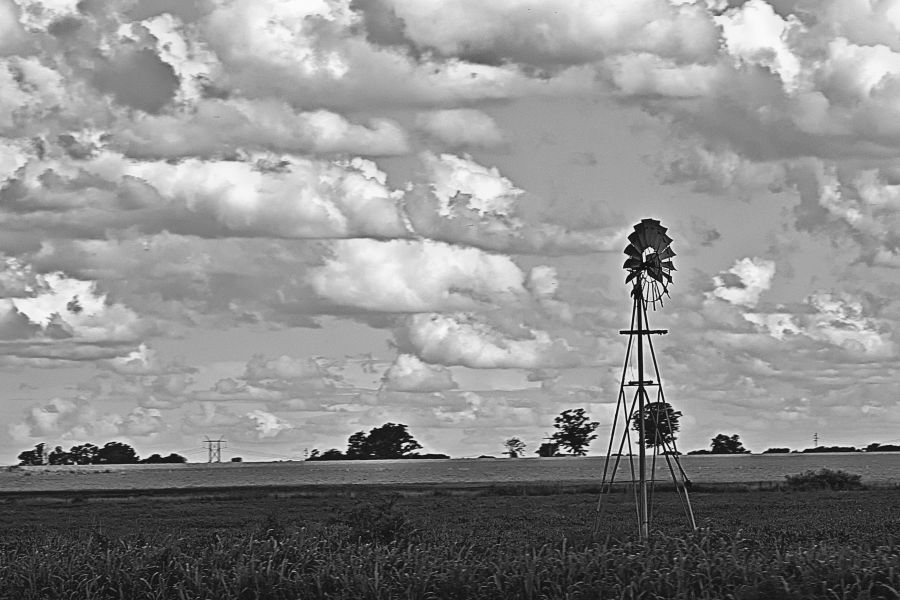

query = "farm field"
[
  {"left": 4, "top": 452, "right": 900, "bottom": 493},
  {"left": 2, "top": 489, "right": 900, "bottom": 598}
]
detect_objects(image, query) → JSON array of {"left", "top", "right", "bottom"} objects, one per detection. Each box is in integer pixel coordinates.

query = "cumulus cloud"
[
  {"left": 4, "top": 151, "right": 409, "bottom": 240},
  {"left": 309, "top": 238, "right": 529, "bottom": 312},
  {"left": 381, "top": 353, "right": 457, "bottom": 392},
  {"left": 0, "top": 258, "right": 150, "bottom": 363},
  {"left": 403, "top": 153, "right": 626, "bottom": 255},
  {"left": 201, "top": 0, "right": 597, "bottom": 108},
  {"left": 709, "top": 257, "right": 776, "bottom": 308},
  {"left": 745, "top": 292, "right": 896, "bottom": 359},
  {"left": 245, "top": 409, "right": 293, "bottom": 439},
  {"left": 9, "top": 397, "right": 164, "bottom": 441},
  {"left": 415, "top": 109, "right": 504, "bottom": 148},
  {"left": 398, "top": 312, "right": 581, "bottom": 369},
  {"left": 116, "top": 100, "right": 410, "bottom": 159}
]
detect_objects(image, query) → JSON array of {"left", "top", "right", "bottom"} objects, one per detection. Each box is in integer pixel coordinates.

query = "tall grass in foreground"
[{"left": 2, "top": 527, "right": 900, "bottom": 599}]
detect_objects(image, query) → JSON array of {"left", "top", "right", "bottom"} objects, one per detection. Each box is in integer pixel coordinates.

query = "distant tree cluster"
[
  {"left": 307, "top": 423, "right": 449, "bottom": 461},
  {"left": 687, "top": 434, "right": 750, "bottom": 455},
  {"left": 17, "top": 442, "right": 186, "bottom": 466}
]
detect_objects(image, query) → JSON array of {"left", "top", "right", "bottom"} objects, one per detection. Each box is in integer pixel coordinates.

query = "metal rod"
[{"left": 636, "top": 279, "right": 649, "bottom": 542}]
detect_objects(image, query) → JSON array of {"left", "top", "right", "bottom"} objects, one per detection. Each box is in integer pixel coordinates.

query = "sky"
[{"left": 1, "top": 0, "right": 900, "bottom": 463}]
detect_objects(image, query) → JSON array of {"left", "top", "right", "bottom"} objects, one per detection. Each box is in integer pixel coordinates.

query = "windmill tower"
[{"left": 593, "top": 218, "right": 696, "bottom": 541}]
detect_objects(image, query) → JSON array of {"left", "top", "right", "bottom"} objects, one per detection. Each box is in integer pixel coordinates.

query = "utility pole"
[
  {"left": 203, "top": 437, "right": 226, "bottom": 463},
  {"left": 814, "top": 432, "right": 819, "bottom": 448}
]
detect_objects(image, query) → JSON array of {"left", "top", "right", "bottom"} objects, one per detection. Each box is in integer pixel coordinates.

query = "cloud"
[
  {"left": 709, "top": 257, "right": 776, "bottom": 308},
  {"left": 5, "top": 151, "right": 409, "bottom": 240},
  {"left": 9, "top": 396, "right": 164, "bottom": 441},
  {"left": 745, "top": 292, "right": 897, "bottom": 359},
  {"left": 0, "top": 258, "right": 150, "bottom": 363},
  {"left": 245, "top": 409, "right": 292, "bottom": 439},
  {"left": 403, "top": 153, "right": 626, "bottom": 255},
  {"left": 201, "top": 0, "right": 597, "bottom": 109},
  {"left": 415, "top": 109, "right": 504, "bottom": 148},
  {"left": 182, "top": 402, "right": 293, "bottom": 442},
  {"left": 381, "top": 0, "right": 719, "bottom": 68},
  {"left": 381, "top": 353, "right": 457, "bottom": 392},
  {"left": 308, "top": 238, "right": 529, "bottom": 312},
  {"left": 397, "top": 312, "right": 581, "bottom": 369},
  {"left": 423, "top": 152, "right": 521, "bottom": 216},
  {"left": 115, "top": 99, "right": 410, "bottom": 159},
  {"left": 100, "top": 343, "right": 195, "bottom": 376}
]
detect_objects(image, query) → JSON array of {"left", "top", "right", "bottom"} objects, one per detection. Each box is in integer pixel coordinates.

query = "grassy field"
[{"left": 2, "top": 488, "right": 900, "bottom": 598}]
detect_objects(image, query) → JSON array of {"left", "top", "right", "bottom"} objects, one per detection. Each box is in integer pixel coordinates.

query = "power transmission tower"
[
  {"left": 203, "top": 437, "right": 226, "bottom": 463},
  {"left": 814, "top": 432, "right": 819, "bottom": 448}
]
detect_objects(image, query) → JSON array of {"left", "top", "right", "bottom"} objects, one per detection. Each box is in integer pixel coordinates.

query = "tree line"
[{"left": 16, "top": 442, "right": 186, "bottom": 466}]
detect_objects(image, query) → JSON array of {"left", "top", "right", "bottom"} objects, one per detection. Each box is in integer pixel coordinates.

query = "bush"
[
  {"left": 785, "top": 468, "right": 863, "bottom": 491},
  {"left": 329, "top": 495, "right": 418, "bottom": 545}
]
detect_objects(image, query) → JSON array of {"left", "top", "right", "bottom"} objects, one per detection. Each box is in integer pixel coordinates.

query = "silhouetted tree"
[
  {"left": 631, "top": 402, "right": 681, "bottom": 448},
  {"left": 504, "top": 437, "right": 526, "bottom": 458},
  {"left": 17, "top": 443, "right": 46, "bottom": 466},
  {"left": 344, "top": 423, "right": 422, "bottom": 459},
  {"left": 552, "top": 409, "right": 599, "bottom": 456},
  {"left": 95, "top": 441, "right": 140, "bottom": 464},
  {"left": 710, "top": 434, "right": 749, "bottom": 454},
  {"left": 68, "top": 443, "right": 99, "bottom": 465},
  {"left": 306, "top": 448, "right": 345, "bottom": 461},
  {"left": 763, "top": 447, "right": 791, "bottom": 454},
  {"left": 346, "top": 431, "right": 370, "bottom": 459},
  {"left": 140, "top": 453, "right": 187, "bottom": 464},
  {"left": 47, "top": 446, "right": 72, "bottom": 465},
  {"left": 536, "top": 442, "right": 560, "bottom": 457}
]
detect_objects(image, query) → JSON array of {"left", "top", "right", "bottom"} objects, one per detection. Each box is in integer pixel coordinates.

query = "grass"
[{"left": 2, "top": 488, "right": 900, "bottom": 598}]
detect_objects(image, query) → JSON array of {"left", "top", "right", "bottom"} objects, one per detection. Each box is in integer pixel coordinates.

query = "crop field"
[
  {"left": 2, "top": 488, "right": 900, "bottom": 598},
  {"left": 5, "top": 452, "right": 900, "bottom": 494}
]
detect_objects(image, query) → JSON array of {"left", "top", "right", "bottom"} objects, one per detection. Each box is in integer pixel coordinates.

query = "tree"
[
  {"left": 47, "top": 446, "right": 72, "bottom": 465},
  {"left": 535, "top": 442, "right": 560, "bottom": 457},
  {"left": 344, "top": 423, "right": 422, "bottom": 459},
  {"left": 631, "top": 402, "right": 681, "bottom": 448},
  {"left": 346, "top": 431, "right": 370, "bottom": 459},
  {"left": 552, "top": 409, "right": 599, "bottom": 456},
  {"left": 17, "top": 443, "right": 46, "bottom": 466},
  {"left": 95, "top": 441, "right": 140, "bottom": 464},
  {"left": 141, "top": 453, "right": 187, "bottom": 464},
  {"left": 306, "top": 448, "right": 345, "bottom": 461},
  {"left": 504, "top": 437, "right": 526, "bottom": 458},
  {"left": 69, "top": 443, "right": 100, "bottom": 465},
  {"left": 710, "top": 434, "right": 749, "bottom": 454}
]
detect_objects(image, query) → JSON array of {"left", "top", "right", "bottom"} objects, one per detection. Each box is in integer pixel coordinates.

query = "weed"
[{"left": 785, "top": 468, "right": 864, "bottom": 491}]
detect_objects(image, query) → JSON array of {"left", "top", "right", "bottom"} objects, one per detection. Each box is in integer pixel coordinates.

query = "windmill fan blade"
[
  {"left": 628, "top": 231, "right": 644, "bottom": 250},
  {"left": 637, "top": 228, "right": 651, "bottom": 249},
  {"left": 624, "top": 258, "right": 643, "bottom": 270},
  {"left": 658, "top": 247, "right": 676, "bottom": 260},
  {"left": 624, "top": 244, "right": 642, "bottom": 259},
  {"left": 643, "top": 228, "right": 662, "bottom": 248},
  {"left": 626, "top": 271, "right": 638, "bottom": 283},
  {"left": 647, "top": 268, "right": 664, "bottom": 283},
  {"left": 661, "top": 260, "right": 676, "bottom": 270}
]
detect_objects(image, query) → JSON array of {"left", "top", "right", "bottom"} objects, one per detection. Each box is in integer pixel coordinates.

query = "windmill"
[{"left": 593, "top": 218, "right": 696, "bottom": 541}]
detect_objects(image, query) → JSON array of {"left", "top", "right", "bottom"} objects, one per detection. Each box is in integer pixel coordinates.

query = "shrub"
[
  {"left": 329, "top": 495, "right": 419, "bottom": 545},
  {"left": 785, "top": 468, "right": 863, "bottom": 491}
]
